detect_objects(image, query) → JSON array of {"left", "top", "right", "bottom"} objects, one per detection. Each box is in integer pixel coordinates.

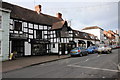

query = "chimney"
[
  {"left": 116, "top": 30, "right": 118, "bottom": 34},
  {"left": 56, "top": 12, "right": 63, "bottom": 20},
  {"left": 35, "top": 5, "right": 41, "bottom": 14}
]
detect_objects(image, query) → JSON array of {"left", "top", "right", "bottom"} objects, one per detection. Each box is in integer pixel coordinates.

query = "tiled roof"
[
  {"left": 2, "top": 2, "right": 62, "bottom": 26},
  {"left": 51, "top": 21, "right": 72, "bottom": 30},
  {"left": 73, "top": 30, "right": 99, "bottom": 41},
  {"left": 103, "top": 31, "right": 115, "bottom": 39},
  {"left": 82, "top": 26, "right": 103, "bottom": 30},
  {"left": 51, "top": 21, "right": 66, "bottom": 30}
]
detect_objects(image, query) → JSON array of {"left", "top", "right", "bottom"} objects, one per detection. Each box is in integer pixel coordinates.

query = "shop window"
[{"left": 14, "top": 21, "right": 22, "bottom": 31}]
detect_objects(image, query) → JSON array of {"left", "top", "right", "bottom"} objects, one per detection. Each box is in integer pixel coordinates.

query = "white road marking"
[
  {"left": 68, "top": 65, "right": 118, "bottom": 72},
  {"left": 85, "top": 59, "right": 89, "bottom": 62},
  {"left": 97, "top": 55, "right": 100, "bottom": 57}
]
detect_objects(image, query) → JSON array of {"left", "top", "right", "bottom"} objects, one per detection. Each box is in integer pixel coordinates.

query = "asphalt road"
[{"left": 3, "top": 49, "right": 119, "bottom": 78}]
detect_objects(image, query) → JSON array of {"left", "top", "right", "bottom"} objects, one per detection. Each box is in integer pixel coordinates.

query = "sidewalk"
[{"left": 2, "top": 55, "right": 70, "bottom": 73}]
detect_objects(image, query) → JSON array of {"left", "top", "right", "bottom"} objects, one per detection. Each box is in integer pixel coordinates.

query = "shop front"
[{"left": 31, "top": 39, "right": 50, "bottom": 56}]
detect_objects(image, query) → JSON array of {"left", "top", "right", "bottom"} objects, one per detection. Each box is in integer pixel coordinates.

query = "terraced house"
[{"left": 1, "top": 2, "right": 99, "bottom": 61}]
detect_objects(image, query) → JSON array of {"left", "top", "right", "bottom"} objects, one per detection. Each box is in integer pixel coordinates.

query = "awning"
[{"left": 78, "top": 40, "right": 86, "bottom": 44}]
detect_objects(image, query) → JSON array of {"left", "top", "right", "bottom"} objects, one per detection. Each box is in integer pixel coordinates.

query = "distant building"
[
  {"left": 104, "top": 30, "right": 120, "bottom": 45},
  {"left": 0, "top": 7, "right": 11, "bottom": 61},
  {"left": 82, "top": 26, "right": 104, "bottom": 44},
  {"left": 73, "top": 30, "right": 100, "bottom": 48}
]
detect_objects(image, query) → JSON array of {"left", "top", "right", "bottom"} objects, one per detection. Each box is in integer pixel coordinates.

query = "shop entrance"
[{"left": 12, "top": 40, "right": 24, "bottom": 57}]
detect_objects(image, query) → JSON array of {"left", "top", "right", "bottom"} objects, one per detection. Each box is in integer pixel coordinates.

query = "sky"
[{"left": 3, "top": 0, "right": 119, "bottom": 32}]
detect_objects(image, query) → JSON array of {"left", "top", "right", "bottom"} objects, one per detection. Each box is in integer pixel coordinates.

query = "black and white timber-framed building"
[
  {"left": 2, "top": 2, "right": 63, "bottom": 57},
  {"left": 2, "top": 2, "right": 100, "bottom": 58}
]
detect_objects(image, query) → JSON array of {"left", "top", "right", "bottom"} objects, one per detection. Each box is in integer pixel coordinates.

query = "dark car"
[
  {"left": 87, "top": 46, "right": 98, "bottom": 54},
  {"left": 70, "top": 47, "right": 88, "bottom": 57}
]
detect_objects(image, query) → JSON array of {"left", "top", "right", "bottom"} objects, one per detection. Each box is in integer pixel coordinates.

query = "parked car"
[
  {"left": 116, "top": 45, "right": 120, "bottom": 48},
  {"left": 97, "top": 44, "right": 112, "bottom": 54},
  {"left": 87, "top": 46, "right": 98, "bottom": 54},
  {"left": 111, "top": 45, "right": 117, "bottom": 49},
  {"left": 70, "top": 47, "right": 88, "bottom": 57}
]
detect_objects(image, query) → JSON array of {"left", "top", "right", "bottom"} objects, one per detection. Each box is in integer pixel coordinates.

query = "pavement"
[{"left": 2, "top": 54, "right": 70, "bottom": 73}]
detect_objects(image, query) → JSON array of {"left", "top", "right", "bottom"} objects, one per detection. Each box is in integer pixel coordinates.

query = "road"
[{"left": 3, "top": 49, "right": 119, "bottom": 78}]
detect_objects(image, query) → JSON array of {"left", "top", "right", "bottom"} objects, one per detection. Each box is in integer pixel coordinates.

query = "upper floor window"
[
  {"left": 56, "top": 31, "right": 60, "bottom": 38},
  {"left": 0, "top": 16, "right": 2, "bottom": 29},
  {"left": 36, "top": 30, "right": 42, "bottom": 39},
  {"left": 0, "top": 41, "right": 1, "bottom": 55},
  {"left": 14, "top": 21, "right": 22, "bottom": 31}
]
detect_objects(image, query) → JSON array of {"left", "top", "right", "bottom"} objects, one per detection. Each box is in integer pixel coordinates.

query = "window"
[
  {"left": 14, "top": 21, "right": 22, "bottom": 31},
  {"left": 0, "top": 41, "right": 1, "bottom": 54},
  {"left": 53, "top": 44, "right": 55, "bottom": 48},
  {"left": 0, "top": 16, "right": 1, "bottom": 29},
  {"left": 56, "top": 31, "right": 60, "bottom": 37},
  {"left": 36, "top": 30, "right": 42, "bottom": 39}
]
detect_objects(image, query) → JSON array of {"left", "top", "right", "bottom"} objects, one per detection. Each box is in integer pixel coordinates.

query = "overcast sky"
[{"left": 3, "top": 0, "right": 119, "bottom": 31}]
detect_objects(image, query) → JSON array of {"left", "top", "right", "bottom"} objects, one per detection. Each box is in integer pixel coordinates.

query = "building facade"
[
  {"left": 104, "top": 30, "right": 120, "bottom": 45},
  {"left": 2, "top": 2, "right": 62, "bottom": 58},
  {"left": 0, "top": 7, "right": 10, "bottom": 61},
  {"left": 2, "top": 2, "right": 100, "bottom": 61},
  {"left": 82, "top": 26, "right": 104, "bottom": 44}
]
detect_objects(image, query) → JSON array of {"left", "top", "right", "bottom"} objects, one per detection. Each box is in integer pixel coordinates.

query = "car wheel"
[
  {"left": 79, "top": 53, "right": 83, "bottom": 57},
  {"left": 70, "top": 55, "right": 73, "bottom": 57},
  {"left": 98, "top": 52, "right": 101, "bottom": 54},
  {"left": 110, "top": 50, "right": 112, "bottom": 53},
  {"left": 107, "top": 51, "right": 110, "bottom": 54},
  {"left": 86, "top": 52, "right": 89, "bottom": 55}
]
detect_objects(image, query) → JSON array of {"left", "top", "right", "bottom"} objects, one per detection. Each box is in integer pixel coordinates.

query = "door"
[
  {"left": 61, "top": 43, "right": 65, "bottom": 54},
  {"left": 12, "top": 40, "right": 24, "bottom": 57}
]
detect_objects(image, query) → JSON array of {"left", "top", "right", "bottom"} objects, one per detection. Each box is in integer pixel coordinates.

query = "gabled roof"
[
  {"left": 52, "top": 21, "right": 66, "bottom": 30},
  {"left": 51, "top": 21, "right": 72, "bottom": 30},
  {"left": 82, "top": 26, "right": 103, "bottom": 31},
  {"left": 2, "top": 2, "right": 62, "bottom": 26}
]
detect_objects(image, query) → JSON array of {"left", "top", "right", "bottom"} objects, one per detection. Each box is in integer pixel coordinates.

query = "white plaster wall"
[
  {"left": 25, "top": 42, "right": 31, "bottom": 55},
  {"left": 82, "top": 29, "right": 104, "bottom": 43},
  {"left": 51, "top": 43, "right": 58, "bottom": 53},
  {"left": 0, "top": 9, "right": 10, "bottom": 61},
  {"left": 82, "top": 29, "right": 100, "bottom": 40}
]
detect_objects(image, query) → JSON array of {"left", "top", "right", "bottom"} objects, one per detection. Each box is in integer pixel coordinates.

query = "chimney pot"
[
  {"left": 35, "top": 5, "right": 41, "bottom": 14},
  {"left": 56, "top": 12, "right": 62, "bottom": 20}
]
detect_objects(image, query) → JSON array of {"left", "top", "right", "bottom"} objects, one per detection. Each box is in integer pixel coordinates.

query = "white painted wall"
[
  {"left": 0, "top": 8, "right": 10, "bottom": 61},
  {"left": 25, "top": 42, "right": 31, "bottom": 56},
  {"left": 82, "top": 29, "right": 104, "bottom": 43}
]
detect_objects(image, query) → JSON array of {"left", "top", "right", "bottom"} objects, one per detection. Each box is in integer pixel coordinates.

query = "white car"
[{"left": 97, "top": 44, "right": 112, "bottom": 54}]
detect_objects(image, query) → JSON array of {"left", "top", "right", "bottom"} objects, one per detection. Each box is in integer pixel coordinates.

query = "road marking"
[
  {"left": 97, "top": 55, "right": 100, "bottom": 57},
  {"left": 68, "top": 65, "right": 118, "bottom": 72},
  {"left": 85, "top": 59, "right": 89, "bottom": 62}
]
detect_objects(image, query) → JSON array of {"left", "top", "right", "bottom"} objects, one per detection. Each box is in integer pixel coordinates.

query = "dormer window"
[{"left": 14, "top": 21, "right": 22, "bottom": 31}]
